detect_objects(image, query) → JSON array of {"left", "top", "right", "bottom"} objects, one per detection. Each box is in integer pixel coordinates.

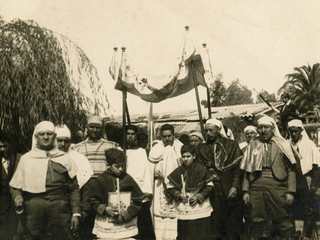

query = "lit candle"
[{"left": 116, "top": 178, "right": 121, "bottom": 213}]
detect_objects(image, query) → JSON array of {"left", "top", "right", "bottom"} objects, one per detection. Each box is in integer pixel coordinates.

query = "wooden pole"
[
  {"left": 183, "top": 26, "right": 205, "bottom": 136},
  {"left": 121, "top": 47, "right": 127, "bottom": 153},
  {"left": 122, "top": 90, "right": 127, "bottom": 154},
  {"left": 191, "top": 60, "right": 205, "bottom": 138},
  {"left": 125, "top": 100, "right": 131, "bottom": 125},
  {"left": 203, "top": 43, "right": 212, "bottom": 119},
  {"left": 207, "top": 88, "right": 211, "bottom": 119}
]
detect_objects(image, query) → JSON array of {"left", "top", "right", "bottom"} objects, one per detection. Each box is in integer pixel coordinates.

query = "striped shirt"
[{"left": 71, "top": 138, "right": 120, "bottom": 177}]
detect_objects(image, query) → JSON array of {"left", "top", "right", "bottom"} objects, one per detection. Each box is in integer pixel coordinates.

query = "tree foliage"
[
  {"left": 201, "top": 73, "right": 227, "bottom": 108},
  {"left": 278, "top": 63, "right": 320, "bottom": 113},
  {"left": 224, "top": 79, "right": 253, "bottom": 106},
  {"left": 201, "top": 75, "right": 253, "bottom": 107},
  {"left": 0, "top": 18, "right": 109, "bottom": 150},
  {"left": 256, "top": 90, "right": 277, "bottom": 104},
  {"left": 222, "top": 115, "right": 248, "bottom": 143}
]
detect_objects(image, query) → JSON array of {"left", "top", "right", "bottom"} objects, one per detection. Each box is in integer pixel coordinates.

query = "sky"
[{"left": 1, "top": 0, "right": 320, "bottom": 117}]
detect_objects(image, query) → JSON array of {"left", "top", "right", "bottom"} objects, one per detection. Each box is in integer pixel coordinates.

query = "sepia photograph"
[{"left": 1, "top": 0, "right": 320, "bottom": 239}]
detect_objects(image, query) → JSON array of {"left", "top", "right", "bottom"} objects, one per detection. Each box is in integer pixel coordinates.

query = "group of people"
[{"left": 1, "top": 113, "right": 320, "bottom": 240}]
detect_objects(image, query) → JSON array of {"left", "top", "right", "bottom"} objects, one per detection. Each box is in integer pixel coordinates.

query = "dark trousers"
[
  {"left": 248, "top": 176, "right": 295, "bottom": 239},
  {"left": 292, "top": 175, "right": 315, "bottom": 238},
  {"left": 210, "top": 182, "right": 243, "bottom": 240},
  {"left": 177, "top": 217, "right": 212, "bottom": 240},
  {"left": 0, "top": 206, "right": 18, "bottom": 240},
  {"left": 134, "top": 201, "right": 155, "bottom": 240},
  {"left": 77, "top": 211, "right": 95, "bottom": 240},
  {"left": 19, "top": 197, "right": 73, "bottom": 240}
]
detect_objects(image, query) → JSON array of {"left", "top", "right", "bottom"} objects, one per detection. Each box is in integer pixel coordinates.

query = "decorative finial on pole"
[
  {"left": 185, "top": 26, "right": 189, "bottom": 31},
  {"left": 202, "top": 43, "right": 207, "bottom": 48},
  {"left": 121, "top": 47, "right": 126, "bottom": 52},
  {"left": 113, "top": 47, "right": 118, "bottom": 51}
]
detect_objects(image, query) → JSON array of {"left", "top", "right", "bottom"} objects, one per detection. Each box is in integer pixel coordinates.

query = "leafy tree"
[
  {"left": 0, "top": 18, "right": 109, "bottom": 151},
  {"left": 222, "top": 115, "right": 248, "bottom": 142},
  {"left": 256, "top": 90, "right": 277, "bottom": 104},
  {"left": 201, "top": 73, "right": 227, "bottom": 108},
  {"left": 278, "top": 63, "right": 320, "bottom": 113},
  {"left": 223, "top": 79, "right": 253, "bottom": 106}
]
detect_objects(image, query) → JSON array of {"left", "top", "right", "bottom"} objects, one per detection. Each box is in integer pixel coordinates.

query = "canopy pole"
[
  {"left": 122, "top": 90, "right": 127, "bottom": 153},
  {"left": 121, "top": 47, "right": 127, "bottom": 153},
  {"left": 184, "top": 26, "right": 205, "bottom": 137},
  {"left": 148, "top": 102, "right": 154, "bottom": 149},
  {"left": 206, "top": 88, "right": 211, "bottom": 118},
  {"left": 125, "top": 100, "right": 131, "bottom": 125},
  {"left": 203, "top": 43, "right": 212, "bottom": 119},
  {"left": 191, "top": 60, "right": 205, "bottom": 137}
]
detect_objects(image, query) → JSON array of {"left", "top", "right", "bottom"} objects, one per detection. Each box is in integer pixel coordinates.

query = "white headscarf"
[
  {"left": 55, "top": 125, "right": 71, "bottom": 139},
  {"left": 240, "top": 116, "right": 298, "bottom": 172},
  {"left": 189, "top": 132, "right": 204, "bottom": 142},
  {"left": 244, "top": 125, "right": 257, "bottom": 133},
  {"left": 288, "top": 119, "right": 320, "bottom": 175},
  {"left": 56, "top": 124, "right": 93, "bottom": 188},
  {"left": 257, "top": 116, "right": 282, "bottom": 138},
  {"left": 205, "top": 118, "right": 227, "bottom": 138},
  {"left": 32, "top": 121, "right": 56, "bottom": 150}
]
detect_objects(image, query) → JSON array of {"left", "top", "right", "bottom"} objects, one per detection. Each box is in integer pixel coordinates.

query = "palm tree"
[
  {"left": 0, "top": 18, "right": 110, "bottom": 151},
  {"left": 278, "top": 63, "right": 320, "bottom": 114}
]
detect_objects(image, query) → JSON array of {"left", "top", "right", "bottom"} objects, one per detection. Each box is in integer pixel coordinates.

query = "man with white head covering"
[
  {"left": 71, "top": 115, "right": 121, "bottom": 240},
  {"left": 55, "top": 125, "right": 93, "bottom": 220},
  {"left": 196, "top": 118, "right": 243, "bottom": 240},
  {"left": 240, "top": 116, "right": 298, "bottom": 240},
  {"left": 239, "top": 125, "right": 257, "bottom": 153},
  {"left": 9, "top": 121, "right": 80, "bottom": 240},
  {"left": 288, "top": 119, "right": 320, "bottom": 239},
  {"left": 189, "top": 131, "right": 204, "bottom": 147}
]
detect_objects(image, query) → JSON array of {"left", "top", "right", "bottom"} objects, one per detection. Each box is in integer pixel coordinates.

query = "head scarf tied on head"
[
  {"left": 32, "top": 121, "right": 56, "bottom": 150},
  {"left": 244, "top": 125, "right": 257, "bottom": 133},
  {"left": 10, "top": 121, "right": 78, "bottom": 193},
  {"left": 288, "top": 119, "right": 320, "bottom": 175},
  {"left": 189, "top": 132, "right": 204, "bottom": 142},
  {"left": 240, "top": 116, "right": 298, "bottom": 172},
  {"left": 257, "top": 116, "right": 283, "bottom": 138},
  {"left": 205, "top": 118, "right": 227, "bottom": 138},
  {"left": 55, "top": 125, "right": 71, "bottom": 139}
]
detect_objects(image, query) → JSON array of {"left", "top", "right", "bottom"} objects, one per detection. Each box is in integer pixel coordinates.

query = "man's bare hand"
[
  {"left": 228, "top": 187, "right": 237, "bottom": 199},
  {"left": 286, "top": 193, "right": 294, "bottom": 205},
  {"left": 243, "top": 192, "right": 250, "bottom": 206},
  {"left": 71, "top": 216, "right": 79, "bottom": 231}
]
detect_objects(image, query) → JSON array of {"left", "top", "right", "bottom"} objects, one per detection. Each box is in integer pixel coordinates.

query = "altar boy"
[
  {"left": 167, "top": 145, "right": 213, "bottom": 240},
  {"left": 90, "top": 148, "right": 144, "bottom": 239}
]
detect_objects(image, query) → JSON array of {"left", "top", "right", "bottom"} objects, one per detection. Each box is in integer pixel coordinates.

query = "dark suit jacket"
[
  {"left": 0, "top": 154, "right": 21, "bottom": 215},
  {"left": 242, "top": 141, "right": 296, "bottom": 193}
]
